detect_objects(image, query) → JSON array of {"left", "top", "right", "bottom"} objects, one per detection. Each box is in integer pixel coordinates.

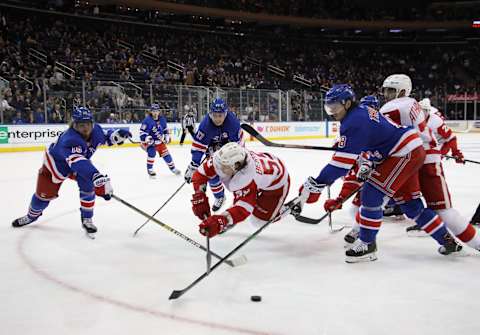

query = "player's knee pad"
[
  {"left": 399, "top": 198, "right": 424, "bottom": 219},
  {"left": 437, "top": 208, "right": 469, "bottom": 236}
]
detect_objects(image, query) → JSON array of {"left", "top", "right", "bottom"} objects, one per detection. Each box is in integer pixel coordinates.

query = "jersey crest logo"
[
  {"left": 234, "top": 188, "right": 250, "bottom": 198},
  {"left": 367, "top": 107, "right": 380, "bottom": 123}
]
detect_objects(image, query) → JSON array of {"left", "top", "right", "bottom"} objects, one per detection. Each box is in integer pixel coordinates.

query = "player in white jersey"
[
  {"left": 419, "top": 98, "right": 464, "bottom": 162},
  {"left": 381, "top": 75, "right": 479, "bottom": 251},
  {"left": 415, "top": 99, "right": 480, "bottom": 250},
  {"left": 190, "top": 142, "right": 290, "bottom": 237}
]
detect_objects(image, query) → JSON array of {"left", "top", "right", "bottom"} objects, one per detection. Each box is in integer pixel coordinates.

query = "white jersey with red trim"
[
  {"left": 379, "top": 96, "right": 439, "bottom": 163},
  {"left": 194, "top": 150, "right": 288, "bottom": 224},
  {"left": 426, "top": 112, "right": 456, "bottom": 161}
]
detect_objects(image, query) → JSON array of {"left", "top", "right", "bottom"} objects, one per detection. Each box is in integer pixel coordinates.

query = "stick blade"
[
  {"left": 226, "top": 254, "right": 248, "bottom": 267},
  {"left": 169, "top": 290, "right": 184, "bottom": 300},
  {"left": 295, "top": 215, "right": 321, "bottom": 224}
]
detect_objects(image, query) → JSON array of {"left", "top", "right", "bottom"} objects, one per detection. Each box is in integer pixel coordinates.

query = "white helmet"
[
  {"left": 382, "top": 74, "right": 412, "bottom": 98},
  {"left": 419, "top": 98, "right": 431, "bottom": 111},
  {"left": 184, "top": 104, "right": 190, "bottom": 111},
  {"left": 213, "top": 142, "right": 247, "bottom": 172}
]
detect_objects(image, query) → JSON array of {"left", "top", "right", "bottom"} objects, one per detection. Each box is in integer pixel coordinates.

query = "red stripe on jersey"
[
  {"left": 425, "top": 148, "right": 441, "bottom": 155},
  {"left": 417, "top": 120, "right": 426, "bottom": 132},
  {"left": 332, "top": 155, "right": 357, "bottom": 165},
  {"left": 385, "top": 109, "right": 401, "bottom": 125},
  {"left": 192, "top": 142, "right": 207, "bottom": 151},
  {"left": 391, "top": 133, "right": 420, "bottom": 155}
]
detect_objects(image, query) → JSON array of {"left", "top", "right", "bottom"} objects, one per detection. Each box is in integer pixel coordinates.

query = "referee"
[{"left": 180, "top": 105, "right": 196, "bottom": 145}]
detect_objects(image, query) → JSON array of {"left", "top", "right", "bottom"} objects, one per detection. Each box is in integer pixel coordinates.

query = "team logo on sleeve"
[
  {"left": 197, "top": 130, "right": 205, "bottom": 140},
  {"left": 367, "top": 107, "right": 380, "bottom": 123},
  {"left": 71, "top": 146, "right": 82, "bottom": 153}
]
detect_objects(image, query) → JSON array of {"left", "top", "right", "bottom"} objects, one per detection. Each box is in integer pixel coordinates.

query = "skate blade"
[{"left": 345, "top": 253, "right": 378, "bottom": 263}]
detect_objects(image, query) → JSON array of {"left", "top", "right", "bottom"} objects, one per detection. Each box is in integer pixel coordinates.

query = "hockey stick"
[
  {"left": 241, "top": 124, "right": 337, "bottom": 151},
  {"left": 133, "top": 156, "right": 208, "bottom": 236},
  {"left": 128, "top": 138, "right": 141, "bottom": 144},
  {"left": 169, "top": 198, "right": 297, "bottom": 300},
  {"left": 133, "top": 181, "right": 187, "bottom": 236},
  {"left": 112, "top": 194, "right": 247, "bottom": 267},
  {"left": 295, "top": 188, "right": 361, "bottom": 225},
  {"left": 444, "top": 155, "right": 480, "bottom": 165}
]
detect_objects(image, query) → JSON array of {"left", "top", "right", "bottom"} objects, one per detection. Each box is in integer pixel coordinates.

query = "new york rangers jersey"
[
  {"left": 44, "top": 124, "right": 114, "bottom": 183},
  {"left": 194, "top": 150, "right": 288, "bottom": 224},
  {"left": 316, "top": 104, "right": 422, "bottom": 185},
  {"left": 140, "top": 115, "right": 168, "bottom": 143},
  {"left": 191, "top": 111, "right": 243, "bottom": 165}
]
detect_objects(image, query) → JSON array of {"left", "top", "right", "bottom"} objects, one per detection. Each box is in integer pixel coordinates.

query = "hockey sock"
[
  {"left": 402, "top": 200, "right": 447, "bottom": 245},
  {"left": 438, "top": 208, "right": 480, "bottom": 249},
  {"left": 28, "top": 194, "right": 49, "bottom": 221},
  {"left": 80, "top": 190, "right": 95, "bottom": 219},
  {"left": 210, "top": 180, "right": 225, "bottom": 198},
  {"left": 161, "top": 153, "right": 176, "bottom": 171},
  {"left": 358, "top": 205, "right": 382, "bottom": 243}
]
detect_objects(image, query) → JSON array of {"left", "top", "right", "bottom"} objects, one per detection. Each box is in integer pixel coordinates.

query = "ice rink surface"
[{"left": 2, "top": 134, "right": 480, "bottom": 335}]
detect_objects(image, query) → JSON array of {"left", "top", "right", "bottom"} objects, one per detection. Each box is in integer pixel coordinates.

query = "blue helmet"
[
  {"left": 72, "top": 107, "right": 93, "bottom": 123},
  {"left": 150, "top": 103, "right": 161, "bottom": 112},
  {"left": 325, "top": 84, "right": 356, "bottom": 105},
  {"left": 360, "top": 95, "right": 380, "bottom": 109},
  {"left": 210, "top": 98, "right": 228, "bottom": 114}
]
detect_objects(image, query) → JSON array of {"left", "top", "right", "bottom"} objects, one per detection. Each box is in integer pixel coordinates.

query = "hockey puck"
[{"left": 250, "top": 295, "right": 262, "bottom": 302}]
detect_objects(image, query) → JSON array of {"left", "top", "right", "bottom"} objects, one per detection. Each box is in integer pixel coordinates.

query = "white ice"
[{"left": 2, "top": 134, "right": 480, "bottom": 335}]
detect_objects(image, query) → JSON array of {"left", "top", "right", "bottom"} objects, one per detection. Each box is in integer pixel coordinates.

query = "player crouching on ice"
[
  {"left": 140, "top": 103, "right": 181, "bottom": 178},
  {"left": 190, "top": 142, "right": 290, "bottom": 238},
  {"left": 291, "top": 84, "right": 461, "bottom": 263},
  {"left": 12, "top": 107, "right": 132, "bottom": 237}
]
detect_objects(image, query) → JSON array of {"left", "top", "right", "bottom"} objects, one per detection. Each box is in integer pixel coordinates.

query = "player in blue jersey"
[
  {"left": 11, "top": 107, "right": 132, "bottom": 238},
  {"left": 292, "top": 84, "right": 460, "bottom": 263},
  {"left": 184, "top": 98, "right": 244, "bottom": 212},
  {"left": 139, "top": 103, "right": 180, "bottom": 178}
]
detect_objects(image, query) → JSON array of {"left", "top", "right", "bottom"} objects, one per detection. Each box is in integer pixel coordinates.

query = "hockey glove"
[
  {"left": 291, "top": 177, "right": 325, "bottom": 217},
  {"left": 143, "top": 135, "right": 155, "bottom": 146},
  {"left": 357, "top": 159, "right": 374, "bottom": 182},
  {"left": 110, "top": 129, "right": 132, "bottom": 145},
  {"left": 199, "top": 215, "right": 229, "bottom": 238},
  {"left": 163, "top": 133, "right": 171, "bottom": 144},
  {"left": 191, "top": 192, "right": 211, "bottom": 220},
  {"left": 452, "top": 149, "right": 465, "bottom": 164},
  {"left": 93, "top": 173, "right": 113, "bottom": 200},
  {"left": 324, "top": 197, "right": 344, "bottom": 212},
  {"left": 184, "top": 161, "right": 199, "bottom": 183}
]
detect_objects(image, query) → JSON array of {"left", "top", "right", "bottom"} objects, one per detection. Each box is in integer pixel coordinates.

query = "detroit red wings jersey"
[
  {"left": 379, "top": 96, "right": 439, "bottom": 162},
  {"left": 426, "top": 112, "right": 455, "bottom": 163},
  {"left": 193, "top": 150, "right": 288, "bottom": 224}
]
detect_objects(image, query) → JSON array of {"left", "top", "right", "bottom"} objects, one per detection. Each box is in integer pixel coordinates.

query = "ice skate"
[
  {"left": 171, "top": 167, "right": 181, "bottom": 176},
  {"left": 344, "top": 228, "right": 359, "bottom": 248},
  {"left": 345, "top": 239, "right": 377, "bottom": 263},
  {"left": 212, "top": 196, "right": 226, "bottom": 212},
  {"left": 147, "top": 169, "right": 157, "bottom": 179},
  {"left": 82, "top": 218, "right": 97, "bottom": 239},
  {"left": 12, "top": 215, "right": 36, "bottom": 228},
  {"left": 438, "top": 233, "right": 462, "bottom": 255}
]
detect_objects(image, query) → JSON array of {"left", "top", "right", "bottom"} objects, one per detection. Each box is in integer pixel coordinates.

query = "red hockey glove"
[
  {"left": 93, "top": 173, "right": 113, "bottom": 200},
  {"left": 199, "top": 215, "right": 229, "bottom": 238},
  {"left": 452, "top": 149, "right": 465, "bottom": 164},
  {"left": 191, "top": 192, "right": 211, "bottom": 220},
  {"left": 324, "top": 197, "right": 344, "bottom": 212}
]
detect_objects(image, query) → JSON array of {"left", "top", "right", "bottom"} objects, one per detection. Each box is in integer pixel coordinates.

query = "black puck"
[{"left": 250, "top": 295, "right": 262, "bottom": 302}]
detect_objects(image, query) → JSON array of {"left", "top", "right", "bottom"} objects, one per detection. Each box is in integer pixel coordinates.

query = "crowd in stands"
[
  {"left": 165, "top": 0, "right": 480, "bottom": 21},
  {"left": 0, "top": 6, "right": 479, "bottom": 124}
]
